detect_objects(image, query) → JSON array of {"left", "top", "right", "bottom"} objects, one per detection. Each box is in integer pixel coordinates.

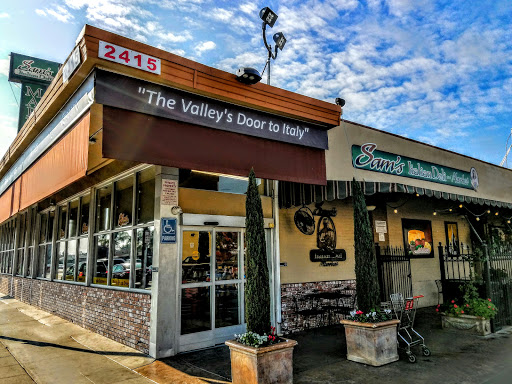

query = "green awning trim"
[{"left": 278, "top": 180, "right": 512, "bottom": 210}]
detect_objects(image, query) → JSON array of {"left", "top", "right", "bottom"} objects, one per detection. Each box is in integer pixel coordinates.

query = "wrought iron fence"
[
  {"left": 488, "top": 244, "right": 512, "bottom": 330},
  {"left": 375, "top": 244, "right": 412, "bottom": 304}
]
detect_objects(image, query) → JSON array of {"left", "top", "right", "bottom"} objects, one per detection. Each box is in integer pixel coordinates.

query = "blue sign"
[{"left": 161, "top": 218, "right": 177, "bottom": 244}]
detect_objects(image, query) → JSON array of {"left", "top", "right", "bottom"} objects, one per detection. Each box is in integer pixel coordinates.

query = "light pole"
[{"left": 259, "top": 7, "right": 286, "bottom": 85}]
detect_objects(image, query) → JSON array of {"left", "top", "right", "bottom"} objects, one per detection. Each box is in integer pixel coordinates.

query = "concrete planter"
[
  {"left": 441, "top": 314, "right": 491, "bottom": 336},
  {"left": 225, "top": 338, "right": 298, "bottom": 384},
  {"left": 341, "top": 319, "right": 400, "bottom": 366}
]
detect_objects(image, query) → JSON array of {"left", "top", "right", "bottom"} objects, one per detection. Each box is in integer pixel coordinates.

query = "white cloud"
[
  {"left": 0, "top": 12, "right": 10, "bottom": 18},
  {"left": 239, "top": 3, "right": 257, "bottom": 15},
  {"left": 39, "top": 5, "right": 75, "bottom": 23},
  {"left": 158, "top": 30, "right": 193, "bottom": 43},
  {"left": 210, "top": 8, "right": 234, "bottom": 22},
  {"left": 195, "top": 41, "right": 216, "bottom": 55},
  {"left": 0, "top": 113, "right": 17, "bottom": 159},
  {"left": 0, "top": 59, "right": 9, "bottom": 77}
]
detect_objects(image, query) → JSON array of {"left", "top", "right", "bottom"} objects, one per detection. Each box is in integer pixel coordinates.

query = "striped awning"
[{"left": 278, "top": 180, "right": 512, "bottom": 209}]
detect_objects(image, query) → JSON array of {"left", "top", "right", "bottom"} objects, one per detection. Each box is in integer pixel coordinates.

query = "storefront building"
[{"left": 1, "top": 25, "right": 512, "bottom": 357}]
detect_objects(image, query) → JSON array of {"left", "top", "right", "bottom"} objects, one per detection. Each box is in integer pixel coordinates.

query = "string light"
[
  {"left": 394, "top": 209, "right": 398, "bottom": 214},
  {"left": 487, "top": 210, "right": 491, "bottom": 214},
  {"left": 495, "top": 212, "right": 499, "bottom": 216},
  {"left": 449, "top": 208, "right": 453, "bottom": 212},
  {"left": 476, "top": 217, "right": 480, "bottom": 221},
  {"left": 433, "top": 212, "right": 437, "bottom": 216},
  {"left": 459, "top": 204, "right": 463, "bottom": 208}
]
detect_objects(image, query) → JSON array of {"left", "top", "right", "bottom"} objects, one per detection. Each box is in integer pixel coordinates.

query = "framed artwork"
[
  {"left": 402, "top": 219, "right": 434, "bottom": 258},
  {"left": 444, "top": 222, "right": 459, "bottom": 255}
]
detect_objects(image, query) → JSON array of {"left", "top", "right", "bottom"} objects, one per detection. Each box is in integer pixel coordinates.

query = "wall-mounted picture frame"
[
  {"left": 402, "top": 219, "right": 434, "bottom": 258},
  {"left": 444, "top": 222, "right": 459, "bottom": 255}
]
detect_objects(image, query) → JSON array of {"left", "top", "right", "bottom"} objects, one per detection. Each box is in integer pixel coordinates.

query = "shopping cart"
[{"left": 390, "top": 293, "right": 431, "bottom": 363}]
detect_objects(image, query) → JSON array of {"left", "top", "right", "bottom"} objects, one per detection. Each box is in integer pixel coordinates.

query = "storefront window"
[
  {"left": 93, "top": 234, "right": 109, "bottom": 285},
  {"left": 137, "top": 168, "right": 155, "bottom": 224},
  {"left": 136, "top": 226, "right": 153, "bottom": 290},
  {"left": 91, "top": 167, "right": 155, "bottom": 290},
  {"left": 80, "top": 195, "right": 90, "bottom": 235},
  {"left": 114, "top": 177, "right": 133, "bottom": 228},
  {"left": 0, "top": 219, "right": 16, "bottom": 274},
  {"left": 96, "top": 185, "right": 112, "bottom": 232},
  {"left": 112, "top": 230, "right": 131, "bottom": 288},
  {"left": 77, "top": 238, "right": 88, "bottom": 282},
  {"left": 179, "top": 169, "right": 263, "bottom": 195},
  {"left": 56, "top": 241, "right": 65, "bottom": 280},
  {"left": 36, "top": 211, "right": 54, "bottom": 279}
]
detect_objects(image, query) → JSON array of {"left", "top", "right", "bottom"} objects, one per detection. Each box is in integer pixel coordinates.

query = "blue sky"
[{"left": 1, "top": 0, "right": 512, "bottom": 166}]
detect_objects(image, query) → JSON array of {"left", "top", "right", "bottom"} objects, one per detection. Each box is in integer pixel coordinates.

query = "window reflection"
[
  {"left": 216, "top": 232, "right": 239, "bottom": 280},
  {"left": 182, "top": 231, "right": 211, "bottom": 284},
  {"left": 181, "top": 287, "right": 211, "bottom": 334}
]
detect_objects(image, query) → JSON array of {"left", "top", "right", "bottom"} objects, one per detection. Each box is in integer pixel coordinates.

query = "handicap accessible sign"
[{"left": 161, "top": 218, "right": 177, "bottom": 244}]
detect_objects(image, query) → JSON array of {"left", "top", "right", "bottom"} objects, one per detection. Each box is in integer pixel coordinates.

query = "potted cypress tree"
[
  {"left": 225, "top": 169, "right": 297, "bottom": 384},
  {"left": 340, "top": 179, "right": 399, "bottom": 366}
]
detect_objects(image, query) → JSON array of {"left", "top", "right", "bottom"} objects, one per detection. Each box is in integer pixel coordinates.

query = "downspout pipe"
[{"left": 273, "top": 180, "right": 282, "bottom": 333}]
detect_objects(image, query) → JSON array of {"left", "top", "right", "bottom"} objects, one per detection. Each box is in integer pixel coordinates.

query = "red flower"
[
  {"left": 461, "top": 310, "right": 464, "bottom": 314},
  {"left": 356, "top": 310, "right": 363, "bottom": 315},
  {"left": 488, "top": 306, "right": 491, "bottom": 308},
  {"left": 454, "top": 304, "right": 458, "bottom": 308},
  {"left": 437, "top": 304, "right": 440, "bottom": 308},
  {"left": 451, "top": 300, "right": 455, "bottom": 303},
  {"left": 488, "top": 298, "right": 492, "bottom": 302},
  {"left": 436, "top": 308, "right": 439, "bottom": 312},
  {"left": 466, "top": 304, "right": 470, "bottom": 307}
]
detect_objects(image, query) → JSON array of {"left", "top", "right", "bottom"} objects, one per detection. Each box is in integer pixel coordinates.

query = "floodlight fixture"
[
  {"left": 259, "top": 6, "right": 287, "bottom": 85},
  {"left": 260, "top": 7, "right": 278, "bottom": 27},
  {"left": 335, "top": 98, "right": 345, "bottom": 107},
  {"left": 235, "top": 67, "right": 262, "bottom": 85},
  {"left": 273, "top": 32, "right": 286, "bottom": 50}
]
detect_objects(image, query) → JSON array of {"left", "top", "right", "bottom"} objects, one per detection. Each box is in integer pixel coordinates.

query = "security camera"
[
  {"left": 235, "top": 67, "right": 262, "bottom": 85},
  {"left": 335, "top": 98, "right": 345, "bottom": 107}
]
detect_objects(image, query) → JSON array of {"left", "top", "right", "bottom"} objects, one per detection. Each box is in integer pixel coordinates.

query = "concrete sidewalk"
[{"left": 0, "top": 293, "right": 205, "bottom": 384}]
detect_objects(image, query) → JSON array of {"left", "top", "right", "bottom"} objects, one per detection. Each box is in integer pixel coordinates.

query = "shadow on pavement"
[
  {"left": 162, "top": 307, "right": 512, "bottom": 384},
  {"left": 0, "top": 335, "right": 148, "bottom": 357}
]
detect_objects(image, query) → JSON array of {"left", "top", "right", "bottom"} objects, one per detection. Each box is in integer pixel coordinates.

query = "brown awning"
[
  {"left": 18, "top": 112, "right": 90, "bottom": 210},
  {"left": 0, "top": 186, "right": 13, "bottom": 223},
  {"left": 102, "top": 106, "right": 326, "bottom": 185}
]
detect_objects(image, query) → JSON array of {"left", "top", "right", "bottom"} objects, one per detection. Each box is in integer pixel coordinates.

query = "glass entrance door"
[{"left": 179, "top": 227, "right": 246, "bottom": 352}]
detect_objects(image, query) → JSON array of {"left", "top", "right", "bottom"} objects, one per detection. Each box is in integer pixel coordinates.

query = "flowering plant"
[
  {"left": 347, "top": 308, "right": 393, "bottom": 323},
  {"left": 437, "top": 282, "right": 498, "bottom": 319},
  {"left": 235, "top": 326, "right": 280, "bottom": 348}
]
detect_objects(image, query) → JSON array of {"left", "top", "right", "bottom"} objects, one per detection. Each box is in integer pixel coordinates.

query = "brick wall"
[
  {"left": 281, "top": 279, "right": 356, "bottom": 334},
  {"left": 0, "top": 275, "right": 151, "bottom": 354}
]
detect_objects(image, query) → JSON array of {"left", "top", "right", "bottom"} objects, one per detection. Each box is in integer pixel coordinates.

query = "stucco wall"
[{"left": 279, "top": 199, "right": 356, "bottom": 285}]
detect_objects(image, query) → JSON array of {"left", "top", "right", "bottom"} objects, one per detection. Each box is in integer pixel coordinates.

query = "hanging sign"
[
  {"left": 18, "top": 82, "right": 47, "bottom": 130},
  {"left": 62, "top": 46, "right": 81, "bottom": 83},
  {"left": 95, "top": 69, "right": 328, "bottom": 149},
  {"left": 352, "top": 143, "right": 478, "bottom": 190},
  {"left": 9, "top": 52, "right": 60, "bottom": 84},
  {"left": 161, "top": 218, "right": 177, "bottom": 244}
]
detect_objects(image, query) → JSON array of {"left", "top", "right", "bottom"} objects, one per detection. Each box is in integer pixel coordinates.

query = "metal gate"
[
  {"left": 488, "top": 245, "right": 512, "bottom": 330},
  {"left": 438, "top": 242, "right": 512, "bottom": 331},
  {"left": 376, "top": 244, "right": 412, "bottom": 303}
]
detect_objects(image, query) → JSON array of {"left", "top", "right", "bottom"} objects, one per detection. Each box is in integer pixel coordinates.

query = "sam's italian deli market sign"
[{"left": 352, "top": 143, "right": 479, "bottom": 191}]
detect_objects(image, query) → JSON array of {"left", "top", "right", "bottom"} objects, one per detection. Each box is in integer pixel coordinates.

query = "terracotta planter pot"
[
  {"left": 441, "top": 313, "right": 491, "bottom": 336},
  {"left": 225, "top": 338, "right": 298, "bottom": 384},
  {"left": 341, "top": 319, "right": 400, "bottom": 366}
]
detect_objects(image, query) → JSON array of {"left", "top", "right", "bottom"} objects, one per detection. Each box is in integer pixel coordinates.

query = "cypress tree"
[
  {"left": 245, "top": 169, "right": 271, "bottom": 335},
  {"left": 352, "top": 179, "right": 380, "bottom": 312}
]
